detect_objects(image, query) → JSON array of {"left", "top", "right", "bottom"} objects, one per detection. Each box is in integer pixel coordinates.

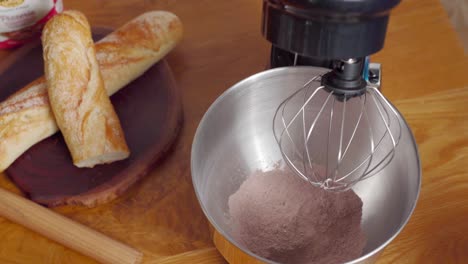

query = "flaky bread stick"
[
  {"left": 43, "top": 10, "right": 129, "bottom": 168},
  {"left": 0, "top": 11, "right": 183, "bottom": 171}
]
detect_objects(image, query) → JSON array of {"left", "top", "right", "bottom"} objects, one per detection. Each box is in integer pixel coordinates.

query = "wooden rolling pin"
[{"left": 0, "top": 187, "right": 142, "bottom": 264}]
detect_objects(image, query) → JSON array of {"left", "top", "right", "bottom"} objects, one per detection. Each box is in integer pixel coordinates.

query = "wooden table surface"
[{"left": 0, "top": 0, "right": 467, "bottom": 263}]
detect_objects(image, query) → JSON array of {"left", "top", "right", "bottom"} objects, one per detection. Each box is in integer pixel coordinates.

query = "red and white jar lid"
[{"left": 0, "top": 0, "right": 63, "bottom": 49}]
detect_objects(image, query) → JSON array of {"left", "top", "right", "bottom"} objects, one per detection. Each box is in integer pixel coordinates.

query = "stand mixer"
[
  {"left": 263, "top": 0, "right": 403, "bottom": 191},
  {"left": 192, "top": 1, "right": 421, "bottom": 263}
]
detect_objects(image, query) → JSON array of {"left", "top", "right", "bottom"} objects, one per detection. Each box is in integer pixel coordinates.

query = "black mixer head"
[
  {"left": 262, "top": 0, "right": 400, "bottom": 95},
  {"left": 262, "top": 0, "right": 401, "bottom": 60}
]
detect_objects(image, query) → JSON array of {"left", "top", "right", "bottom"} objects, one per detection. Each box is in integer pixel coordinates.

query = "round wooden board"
[{"left": 0, "top": 29, "right": 183, "bottom": 207}]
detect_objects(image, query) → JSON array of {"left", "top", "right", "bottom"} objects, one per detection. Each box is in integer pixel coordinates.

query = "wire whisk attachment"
[{"left": 273, "top": 75, "right": 402, "bottom": 191}]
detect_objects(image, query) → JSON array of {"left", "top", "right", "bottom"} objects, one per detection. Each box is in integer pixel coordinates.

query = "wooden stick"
[{"left": 0, "top": 188, "right": 142, "bottom": 264}]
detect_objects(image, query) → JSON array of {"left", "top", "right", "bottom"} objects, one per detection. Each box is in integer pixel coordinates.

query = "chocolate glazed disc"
[{"left": 0, "top": 29, "right": 183, "bottom": 207}]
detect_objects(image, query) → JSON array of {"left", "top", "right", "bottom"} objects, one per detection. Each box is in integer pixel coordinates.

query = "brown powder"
[{"left": 228, "top": 168, "right": 366, "bottom": 264}]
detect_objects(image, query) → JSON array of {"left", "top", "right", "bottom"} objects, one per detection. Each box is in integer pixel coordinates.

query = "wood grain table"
[{"left": 0, "top": 0, "right": 467, "bottom": 263}]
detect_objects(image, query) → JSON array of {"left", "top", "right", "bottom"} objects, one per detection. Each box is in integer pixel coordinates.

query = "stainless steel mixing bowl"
[{"left": 191, "top": 67, "right": 421, "bottom": 264}]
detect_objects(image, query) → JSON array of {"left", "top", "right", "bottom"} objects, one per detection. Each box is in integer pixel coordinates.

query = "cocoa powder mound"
[{"left": 228, "top": 168, "right": 366, "bottom": 264}]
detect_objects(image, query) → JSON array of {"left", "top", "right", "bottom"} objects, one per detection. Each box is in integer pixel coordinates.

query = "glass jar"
[{"left": 0, "top": 0, "right": 63, "bottom": 49}]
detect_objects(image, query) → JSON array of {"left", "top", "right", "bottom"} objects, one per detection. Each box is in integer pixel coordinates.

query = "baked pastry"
[
  {"left": 0, "top": 11, "right": 183, "bottom": 171},
  {"left": 42, "top": 10, "right": 129, "bottom": 168}
]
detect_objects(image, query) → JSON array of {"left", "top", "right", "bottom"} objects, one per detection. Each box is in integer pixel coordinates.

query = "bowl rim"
[{"left": 191, "top": 66, "right": 422, "bottom": 264}]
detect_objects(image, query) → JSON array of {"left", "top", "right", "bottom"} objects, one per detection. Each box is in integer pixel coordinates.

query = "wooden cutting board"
[{"left": 0, "top": 29, "right": 183, "bottom": 207}]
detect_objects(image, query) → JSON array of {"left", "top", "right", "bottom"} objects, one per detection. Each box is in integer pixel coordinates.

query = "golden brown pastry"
[
  {"left": 42, "top": 10, "right": 129, "bottom": 168},
  {"left": 0, "top": 11, "right": 183, "bottom": 171}
]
